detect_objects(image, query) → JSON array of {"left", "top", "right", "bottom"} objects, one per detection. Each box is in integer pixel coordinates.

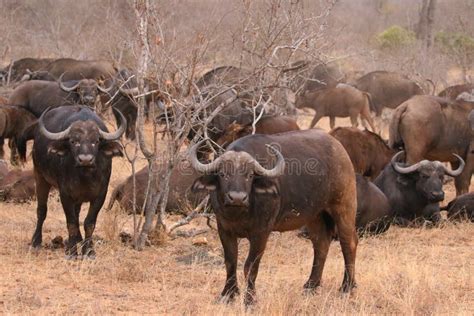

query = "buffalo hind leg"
[
  {"left": 31, "top": 173, "right": 51, "bottom": 249},
  {"left": 304, "top": 213, "right": 334, "bottom": 293},
  {"left": 309, "top": 112, "right": 324, "bottom": 129},
  {"left": 350, "top": 115, "right": 359, "bottom": 128},
  {"left": 243, "top": 233, "right": 270, "bottom": 305},
  {"left": 329, "top": 116, "right": 336, "bottom": 130},
  {"left": 218, "top": 226, "right": 239, "bottom": 302},
  {"left": 334, "top": 211, "right": 358, "bottom": 292},
  {"left": 83, "top": 193, "right": 107, "bottom": 258},
  {"left": 360, "top": 106, "right": 376, "bottom": 132}
]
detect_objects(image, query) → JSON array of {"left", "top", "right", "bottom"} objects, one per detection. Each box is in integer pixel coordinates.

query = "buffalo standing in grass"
[
  {"left": 352, "top": 71, "right": 428, "bottom": 117},
  {"left": 190, "top": 130, "right": 358, "bottom": 305},
  {"left": 18, "top": 106, "right": 125, "bottom": 258},
  {"left": 296, "top": 83, "right": 376, "bottom": 131},
  {"left": 389, "top": 95, "right": 474, "bottom": 195}
]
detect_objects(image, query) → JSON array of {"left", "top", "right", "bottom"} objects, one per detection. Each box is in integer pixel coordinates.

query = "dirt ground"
[{"left": 0, "top": 112, "right": 473, "bottom": 315}]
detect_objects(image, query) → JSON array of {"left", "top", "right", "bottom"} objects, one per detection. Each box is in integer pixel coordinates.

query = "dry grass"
[{"left": 0, "top": 115, "right": 473, "bottom": 315}]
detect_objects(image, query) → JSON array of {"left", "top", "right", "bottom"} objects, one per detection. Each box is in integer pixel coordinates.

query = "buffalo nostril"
[
  {"left": 78, "top": 154, "right": 94, "bottom": 165},
  {"left": 226, "top": 191, "right": 249, "bottom": 206}
]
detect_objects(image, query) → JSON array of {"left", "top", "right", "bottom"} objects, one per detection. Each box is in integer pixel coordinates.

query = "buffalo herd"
[{"left": 0, "top": 56, "right": 473, "bottom": 304}]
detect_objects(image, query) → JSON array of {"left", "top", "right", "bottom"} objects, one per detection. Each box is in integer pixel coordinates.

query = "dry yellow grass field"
[{"left": 0, "top": 114, "right": 473, "bottom": 315}]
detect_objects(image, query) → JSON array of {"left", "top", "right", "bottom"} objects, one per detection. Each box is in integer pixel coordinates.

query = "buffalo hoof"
[
  {"left": 217, "top": 288, "right": 240, "bottom": 304},
  {"left": 83, "top": 248, "right": 96, "bottom": 260},
  {"left": 243, "top": 291, "right": 256, "bottom": 306},
  {"left": 339, "top": 281, "right": 357, "bottom": 293},
  {"left": 303, "top": 280, "right": 321, "bottom": 295},
  {"left": 64, "top": 253, "right": 79, "bottom": 260},
  {"left": 28, "top": 245, "right": 41, "bottom": 255}
]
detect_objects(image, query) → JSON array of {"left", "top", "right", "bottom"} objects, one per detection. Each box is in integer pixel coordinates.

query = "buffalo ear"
[
  {"left": 47, "top": 140, "right": 68, "bottom": 156},
  {"left": 254, "top": 177, "right": 279, "bottom": 195},
  {"left": 101, "top": 141, "right": 123, "bottom": 157},
  {"left": 191, "top": 175, "right": 217, "bottom": 192}
]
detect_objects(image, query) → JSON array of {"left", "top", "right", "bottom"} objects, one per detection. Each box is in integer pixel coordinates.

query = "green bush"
[
  {"left": 435, "top": 31, "right": 474, "bottom": 56},
  {"left": 375, "top": 25, "right": 416, "bottom": 49}
]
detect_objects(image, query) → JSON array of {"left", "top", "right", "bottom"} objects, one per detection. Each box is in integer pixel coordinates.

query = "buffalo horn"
[
  {"left": 188, "top": 140, "right": 223, "bottom": 174},
  {"left": 442, "top": 154, "right": 465, "bottom": 177},
  {"left": 38, "top": 107, "right": 71, "bottom": 140},
  {"left": 58, "top": 73, "right": 80, "bottom": 92},
  {"left": 97, "top": 77, "right": 115, "bottom": 93},
  {"left": 251, "top": 144, "right": 285, "bottom": 177},
  {"left": 391, "top": 151, "right": 425, "bottom": 174},
  {"left": 98, "top": 109, "right": 127, "bottom": 140}
]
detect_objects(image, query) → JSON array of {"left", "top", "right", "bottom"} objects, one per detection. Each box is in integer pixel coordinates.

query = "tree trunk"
[{"left": 416, "top": 0, "right": 437, "bottom": 52}]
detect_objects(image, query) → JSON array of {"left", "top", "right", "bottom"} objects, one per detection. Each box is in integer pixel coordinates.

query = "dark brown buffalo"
[
  {"left": 389, "top": 95, "right": 474, "bottom": 195},
  {"left": 438, "top": 83, "right": 474, "bottom": 100},
  {"left": 0, "top": 105, "right": 37, "bottom": 163},
  {"left": 8, "top": 78, "right": 113, "bottom": 117},
  {"left": 107, "top": 158, "right": 203, "bottom": 214},
  {"left": 442, "top": 193, "right": 474, "bottom": 222},
  {"left": 353, "top": 71, "right": 427, "bottom": 116},
  {"left": 0, "top": 58, "right": 54, "bottom": 84},
  {"left": 0, "top": 169, "right": 35, "bottom": 202},
  {"left": 355, "top": 174, "right": 392, "bottom": 235},
  {"left": 329, "top": 127, "right": 395, "bottom": 180},
  {"left": 216, "top": 116, "right": 300, "bottom": 147},
  {"left": 18, "top": 106, "right": 125, "bottom": 258},
  {"left": 375, "top": 151, "right": 464, "bottom": 224},
  {"left": 190, "top": 130, "right": 357, "bottom": 305},
  {"left": 296, "top": 83, "right": 376, "bottom": 131},
  {"left": 28, "top": 58, "right": 117, "bottom": 81}
]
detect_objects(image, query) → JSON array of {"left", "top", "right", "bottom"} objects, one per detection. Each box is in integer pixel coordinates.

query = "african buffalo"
[
  {"left": 296, "top": 83, "right": 376, "bottom": 131},
  {"left": 353, "top": 71, "right": 427, "bottom": 117},
  {"left": 18, "top": 106, "right": 125, "bottom": 258},
  {"left": 27, "top": 58, "right": 117, "bottom": 81},
  {"left": 442, "top": 193, "right": 474, "bottom": 222},
  {"left": 190, "top": 130, "right": 358, "bottom": 304},
  {"left": 0, "top": 58, "right": 54, "bottom": 84},
  {"left": 8, "top": 77, "right": 113, "bottom": 116},
  {"left": 0, "top": 169, "right": 35, "bottom": 203},
  {"left": 329, "top": 127, "right": 395, "bottom": 180},
  {"left": 438, "top": 83, "right": 474, "bottom": 100},
  {"left": 107, "top": 158, "right": 203, "bottom": 214},
  {"left": 216, "top": 116, "right": 300, "bottom": 147},
  {"left": 375, "top": 151, "right": 464, "bottom": 224},
  {"left": 355, "top": 174, "right": 392, "bottom": 235},
  {"left": 0, "top": 105, "right": 37, "bottom": 163},
  {"left": 389, "top": 95, "right": 474, "bottom": 195}
]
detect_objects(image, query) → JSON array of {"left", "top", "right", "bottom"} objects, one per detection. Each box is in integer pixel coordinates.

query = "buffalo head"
[
  {"left": 58, "top": 73, "right": 114, "bottom": 107},
  {"left": 190, "top": 141, "right": 285, "bottom": 208},
  {"left": 391, "top": 151, "right": 464, "bottom": 203},
  {"left": 39, "top": 108, "right": 126, "bottom": 167}
]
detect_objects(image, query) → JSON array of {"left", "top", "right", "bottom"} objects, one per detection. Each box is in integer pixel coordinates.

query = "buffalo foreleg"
[
  {"left": 309, "top": 112, "right": 324, "bottom": 129},
  {"left": 453, "top": 158, "right": 473, "bottom": 196},
  {"left": 83, "top": 193, "right": 107, "bottom": 258},
  {"left": 217, "top": 226, "right": 239, "bottom": 302},
  {"left": 243, "top": 233, "right": 269, "bottom": 305},
  {"left": 304, "top": 215, "right": 333, "bottom": 292},
  {"left": 31, "top": 173, "right": 51, "bottom": 249},
  {"left": 61, "top": 196, "right": 83, "bottom": 259}
]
